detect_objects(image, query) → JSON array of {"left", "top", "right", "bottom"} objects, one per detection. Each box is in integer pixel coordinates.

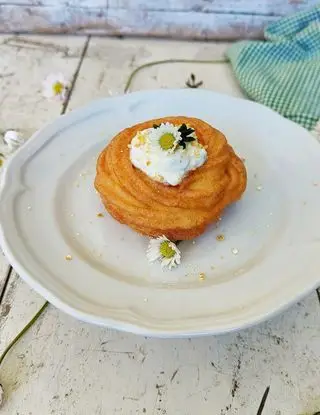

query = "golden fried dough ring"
[{"left": 95, "top": 116, "right": 247, "bottom": 240}]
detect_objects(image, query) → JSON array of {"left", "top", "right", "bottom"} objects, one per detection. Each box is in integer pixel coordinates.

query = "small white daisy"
[
  {"left": 42, "top": 73, "right": 70, "bottom": 101},
  {"left": 149, "top": 123, "right": 182, "bottom": 152},
  {"left": 3, "top": 130, "right": 25, "bottom": 152},
  {"left": 147, "top": 236, "right": 181, "bottom": 270}
]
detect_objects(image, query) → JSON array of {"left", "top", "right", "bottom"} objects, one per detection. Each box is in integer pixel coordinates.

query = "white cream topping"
[{"left": 129, "top": 122, "right": 207, "bottom": 186}]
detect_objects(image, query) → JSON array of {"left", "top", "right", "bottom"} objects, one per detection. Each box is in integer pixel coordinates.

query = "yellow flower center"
[
  {"left": 134, "top": 133, "right": 146, "bottom": 147},
  {"left": 159, "top": 133, "right": 175, "bottom": 151},
  {"left": 160, "top": 241, "right": 175, "bottom": 258},
  {"left": 53, "top": 81, "right": 64, "bottom": 95}
]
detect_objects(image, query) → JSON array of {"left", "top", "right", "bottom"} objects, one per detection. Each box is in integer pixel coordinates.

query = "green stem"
[
  {"left": 0, "top": 301, "right": 49, "bottom": 367},
  {"left": 124, "top": 58, "right": 228, "bottom": 93}
]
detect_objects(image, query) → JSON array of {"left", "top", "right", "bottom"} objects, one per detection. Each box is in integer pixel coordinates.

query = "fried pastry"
[{"left": 95, "top": 116, "right": 246, "bottom": 240}]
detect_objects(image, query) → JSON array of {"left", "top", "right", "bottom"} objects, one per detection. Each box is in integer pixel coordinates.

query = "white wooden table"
[{"left": 0, "top": 35, "right": 320, "bottom": 415}]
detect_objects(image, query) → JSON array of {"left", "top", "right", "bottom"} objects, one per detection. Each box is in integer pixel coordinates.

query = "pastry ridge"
[{"left": 95, "top": 116, "right": 247, "bottom": 240}]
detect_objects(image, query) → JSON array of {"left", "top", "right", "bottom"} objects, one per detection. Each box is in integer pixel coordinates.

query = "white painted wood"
[
  {"left": 0, "top": 35, "right": 87, "bottom": 294},
  {"left": 0, "top": 6, "right": 110, "bottom": 34},
  {"left": 68, "top": 38, "right": 243, "bottom": 110},
  {"left": 109, "top": 0, "right": 318, "bottom": 15},
  {"left": 106, "top": 9, "right": 278, "bottom": 39},
  {"left": 2, "top": 0, "right": 318, "bottom": 15},
  {"left": 0, "top": 36, "right": 320, "bottom": 414},
  {"left": 0, "top": 36, "right": 85, "bottom": 131},
  {"left": 0, "top": 0, "right": 318, "bottom": 38},
  {"left": 1, "top": 0, "right": 107, "bottom": 5}
]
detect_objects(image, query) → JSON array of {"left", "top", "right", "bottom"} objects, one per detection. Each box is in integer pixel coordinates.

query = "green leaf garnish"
[
  {"left": 178, "top": 123, "right": 195, "bottom": 148},
  {"left": 186, "top": 73, "right": 203, "bottom": 89},
  {"left": 182, "top": 136, "right": 196, "bottom": 142}
]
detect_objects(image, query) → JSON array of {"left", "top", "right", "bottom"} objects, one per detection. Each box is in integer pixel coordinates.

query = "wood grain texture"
[
  {"left": 1, "top": 36, "right": 320, "bottom": 414},
  {"left": 109, "top": 0, "right": 317, "bottom": 14},
  {"left": 0, "top": 253, "right": 9, "bottom": 298},
  {"left": 0, "top": 0, "right": 318, "bottom": 39}
]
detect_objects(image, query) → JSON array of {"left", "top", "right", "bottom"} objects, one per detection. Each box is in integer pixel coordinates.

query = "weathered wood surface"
[
  {"left": 69, "top": 38, "right": 243, "bottom": 109},
  {"left": 0, "top": 35, "right": 86, "bottom": 295},
  {"left": 0, "top": 0, "right": 318, "bottom": 38},
  {"left": 0, "top": 36, "right": 320, "bottom": 415},
  {"left": 0, "top": 258, "right": 8, "bottom": 298}
]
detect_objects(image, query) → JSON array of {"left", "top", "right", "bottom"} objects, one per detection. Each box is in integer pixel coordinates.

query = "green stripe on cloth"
[{"left": 227, "top": 6, "right": 320, "bottom": 130}]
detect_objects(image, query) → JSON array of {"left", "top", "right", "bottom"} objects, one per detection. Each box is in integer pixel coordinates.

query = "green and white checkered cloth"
[{"left": 227, "top": 6, "right": 320, "bottom": 131}]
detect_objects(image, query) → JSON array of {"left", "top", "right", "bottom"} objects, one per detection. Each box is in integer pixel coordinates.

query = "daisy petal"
[{"left": 3, "top": 130, "right": 25, "bottom": 152}]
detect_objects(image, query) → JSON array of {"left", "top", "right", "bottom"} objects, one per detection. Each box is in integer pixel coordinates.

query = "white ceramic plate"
[{"left": 1, "top": 89, "right": 320, "bottom": 337}]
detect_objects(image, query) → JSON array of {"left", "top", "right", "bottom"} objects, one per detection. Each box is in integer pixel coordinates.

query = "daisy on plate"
[
  {"left": 42, "top": 73, "right": 70, "bottom": 101},
  {"left": 3, "top": 130, "right": 25, "bottom": 152},
  {"left": 147, "top": 235, "right": 181, "bottom": 270}
]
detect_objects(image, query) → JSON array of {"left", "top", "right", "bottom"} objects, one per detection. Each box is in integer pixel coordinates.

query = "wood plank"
[
  {"left": 2, "top": 0, "right": 318, "bottom": 15},
  {"left": 0, "top": 6, "right": 109, "bottom": 34},
  {"left": 1, "top": 0, "right": 107, "bottom": 5},
  {"left": 106, "top": 9, "right": 279, "bottom": 39},
  {"left": 0, "top": 0, "right": 318, "bottom": 38},
  {"left": 68, "top": 38, "right": 243, "bottom": 110},
  {"left": 0, "top": 35, "right": 87, "bottom": 296},
  {"left": 1, "top": 37, "right": 320, "bottom": 414},
  {"left": 108, "top": 0, "right": 318, "bottom": 15},
  {"left": 0, "top": 4, "right": 295, "bottom": 39}
]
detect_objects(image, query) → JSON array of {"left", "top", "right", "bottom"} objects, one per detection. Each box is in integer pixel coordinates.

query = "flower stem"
[
  {"left": 0, "top": 301, "right": 49, "bottom": 367},
  {"left": 124, "top": 58, "right": 227, "bottom": 93}
]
